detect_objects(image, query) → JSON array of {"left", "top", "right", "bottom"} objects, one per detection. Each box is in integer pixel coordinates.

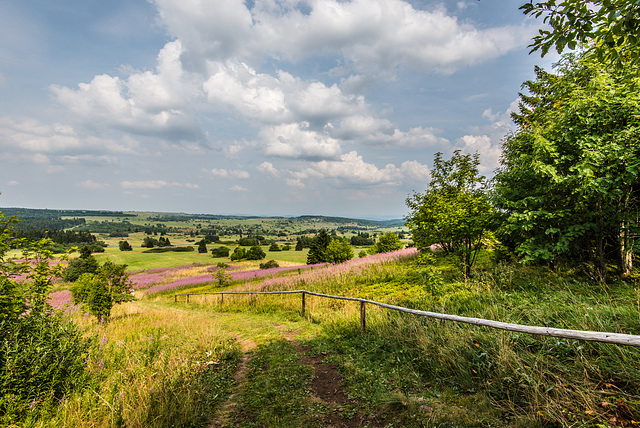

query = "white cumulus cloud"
[{"left": 294, "top": 151, "right": 429, "bottom": 187}]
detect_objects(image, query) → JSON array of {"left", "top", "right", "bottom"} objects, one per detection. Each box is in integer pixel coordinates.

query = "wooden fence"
[{"left": 174, "top": 290, "right": 640, "bottom": 347}]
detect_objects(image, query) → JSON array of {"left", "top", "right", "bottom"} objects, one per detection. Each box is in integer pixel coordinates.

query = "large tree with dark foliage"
[
  {"left": 307, "top": 229, "right": 331, "bottom": 264},
  {"left": 494, "top": 52, "right": 640, "bottom": 281}
]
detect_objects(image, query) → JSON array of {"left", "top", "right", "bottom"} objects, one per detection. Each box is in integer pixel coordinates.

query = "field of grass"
[
  {"left": 11, "top": 246, "right": 640, "bottom": 427},
  {"left": 90, "top": 246, "right": 311, "bottom": 271}
]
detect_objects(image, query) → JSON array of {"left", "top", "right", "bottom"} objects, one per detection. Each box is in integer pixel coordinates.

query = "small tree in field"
[
  {"left": 406, "top": 150, "right": 494, "bottom": 278},
  {"left": 118, "top": 240, "right": 132, "bottom": 251},
  {"left": 230, "top": 247, "right": 245, "bottom": 261},
  {"left": 212, "top": 263, "right": 232, "bottom": 286},
  {"left": 211, "top": 246, "right": 230, "bottom": 258},
  {"left": 370, "top": 232, "right": 403, "bottom": 254},
  {"left": 324, "top": 239, "right": 354, "bottom": 263},
  {"left": 245, "top": 245, "right": 266, "bottom": 260},
  {"left": 71, "top": 260, "right": 134, "bottom": 322},
  {"left": 197, "top": 240, "right": 207, "bottom": 253}
]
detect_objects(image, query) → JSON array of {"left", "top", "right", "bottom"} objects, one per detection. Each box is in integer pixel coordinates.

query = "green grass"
[
  {"left": 92, "top": 246, "right": 311, "bottom": 271},
  {"left": 19, "top": 249, "right": 640, "bottom": 427},
  {"left": 176, "top": 252, "right": 640, "bottom": 427},
  {"left": 93, "top": 246, "right": 215, "bottom": 270}
]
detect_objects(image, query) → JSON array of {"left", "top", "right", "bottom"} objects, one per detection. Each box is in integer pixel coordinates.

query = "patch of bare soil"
[{"left": 282, "top": 328, "right": 386, "bottom": 428}]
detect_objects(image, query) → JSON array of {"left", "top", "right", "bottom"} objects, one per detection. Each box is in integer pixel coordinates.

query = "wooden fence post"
[
  {"left": 301, "top": 291, "right": 306, "bottom": 316},
  {"left": 360, "top": 301, "right": 366, "bottom": 333},
  {"left": 250, "top": 293, "right": 254, "bottom": 305},
  {"left": 204, "top": 293, "right": 207, "bottom": 303},
  {"left": 187, "top": 294, "right": 190, "bottom": 303},
  {"left": 221, "top": 293, "right": 224, "bottom": 304},
  {"left": 174, "top": 295, "right": 177, "bottom": 303}
]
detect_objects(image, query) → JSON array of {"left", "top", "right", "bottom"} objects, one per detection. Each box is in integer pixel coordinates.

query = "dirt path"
[
  {"left": 277, "top": 325, "right": 384, "bottom": 427},
  {"left": 206, "top": 337, "right": 256, "bottom": 428},
  {"left": 208, "top": 325, "right": 384, "bottom": 427}
]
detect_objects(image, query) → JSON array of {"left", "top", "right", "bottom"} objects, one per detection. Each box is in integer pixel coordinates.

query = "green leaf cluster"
[
  {"left": 0, "top": 210, "right": 89, "bottom": 421},
  {"left": 71, "top": 260, "right": 134, "bottom": 321},
  {"left": 494, "top": 53, "right": 640, "bottom": 280},
  {"left": 521, "top": 0, "right": 640, "bottom": 68},
  {"left": 324, "top": 238, "right": 355, "bottom": 263},
  {"left": 406, "top": 150, "right": 494, "bottom": 277}
]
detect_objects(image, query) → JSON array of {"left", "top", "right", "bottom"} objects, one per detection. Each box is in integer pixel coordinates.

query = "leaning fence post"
[
  {"left": 360, "top": 301, "right": 366, "bottom": 333},
  {"left": 301, "top": 291, "right": 306, "bottom": 316},
  {"left": 174, "top": 294, "right": 177, "bottom": 303}
]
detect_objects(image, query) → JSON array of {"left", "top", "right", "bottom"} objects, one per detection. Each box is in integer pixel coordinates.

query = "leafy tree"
[
  {"left": 494, "top": 53, "right": 640, "bottom": 281},
  {"left": 141, "top": 236, "right": 157, "bottom": 248},
  {"left": 63, "top": 249, "right": 99, "bottom": 282},
  {"left": 71, "top": 260, "right": 134, "bottom": 321},
  {"left": 307, "top": 229, "right": 331, "bottom": 264},
  {"left": 406, "top": 150, "right": 494, "bottom": 277},
  {"left": 521, "top": 0, "right": 640, "bottom": 67},
  {"left": 212, "top": 262, "right": 232, "bottom": 286},
  {"left": 269, "top": 242, "right": 281, "bottom": 251},
  {"left": 211, "top": 246, "right": 231, "bottom": 258},
  {"left": 295, "top": 239, "right": 304, "bottom": 251},
  {"left": 350, "top": 232, "right": 375, "bottom": 246},
  {"left": 203, "top": 234, "right": 219, "bottom": 243},
  {"left": 245, "top": 245, "right": 266, "bottom": 260},
  {"left": 260, "top": 260, "right": 280, "bottom": 269},
  {"left": 0, "top": 210, "right": 89, "bottom": 419},
  {"left": 358, "top": 250, "right": 368, "bottom": 258},
  {"left": 118, "top": 240, "right": 132, "bottom": 251},
  {"left": 282, "top": 243, "right": 291, "bottom": 251},
  {"left": 324, "top": 238, "right": 354, "bottom": 263},
  {"left": 370, "top": 232, "right": 403, "bottom": 254},
  {"left": 197, "top": 240, "right": 207, "bottom": 253},
  {"left": 238, "top": 237, "right": 259, "bottom": 246},
  {"left": 230, "top": 247, "right": 246, "bottom": 261}
]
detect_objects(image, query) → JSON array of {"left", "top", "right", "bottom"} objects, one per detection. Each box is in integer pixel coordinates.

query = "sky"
[{"left": 0, "top": 0, "right": 559, "bottom": 219}]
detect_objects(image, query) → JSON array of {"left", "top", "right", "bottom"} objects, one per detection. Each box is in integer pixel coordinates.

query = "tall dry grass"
[{"left": 40, "top": 301, "right": 240, "bottom": 428}]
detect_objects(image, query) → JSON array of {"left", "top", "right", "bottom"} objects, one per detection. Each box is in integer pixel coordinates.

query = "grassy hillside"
[{"left": 13, "top": 248, "right": 640, "bottom": 427}]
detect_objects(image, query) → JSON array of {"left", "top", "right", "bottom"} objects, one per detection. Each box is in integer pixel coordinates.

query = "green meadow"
[{"left": 7, "top": 246, "right": 640, "bottom": 427}]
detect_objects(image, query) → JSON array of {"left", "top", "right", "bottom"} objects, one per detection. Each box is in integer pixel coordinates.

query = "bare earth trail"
[{"left": 208, "top": 322, "right": 385, "bottom": 428}]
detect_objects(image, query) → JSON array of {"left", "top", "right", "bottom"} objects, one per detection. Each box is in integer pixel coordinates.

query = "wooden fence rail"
[{"left": 174, "top": 290, "right": 640, "bottom": 347}]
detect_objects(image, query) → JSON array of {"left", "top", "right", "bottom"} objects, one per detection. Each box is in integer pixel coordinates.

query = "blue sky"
[{"left": 0, "top": 0, "right": 558, "bottom": 219}]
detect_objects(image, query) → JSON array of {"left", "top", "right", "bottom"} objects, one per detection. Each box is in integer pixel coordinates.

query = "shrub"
[
  {"left": 211, "top": 246, "right": 230, "bottom": 258},
  {"left": 71, "top": 260, "right": 134, "bottom": 321},
  {"left": 0, "top": 311, "right": 89, "bottom": 423},
  {"left": 142, "top": 246, "right": 194, "bottom": 253},
  {"left": 118, "top": 240, "right": 133, "bottom": 251},
  {"left": 0, "top": 213, "right": 91, "bottom": 422},
  {"left": 230, "top": 247, "right": 245, "bottom": 261},
  {"left": 269, "top": 242, "right": 281, "bottom": 251},
  {"left": 260, "top": 260, "right": 279, "bottom": 269},
  {"left": 245, "top": 245, "right": 266, "bottom": 260},
  {"left": 212, "top": 262, "right": 233, "bottom": 286},
  {"left": 63, "top": 255, "right": 99, "bottom": 282}
]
